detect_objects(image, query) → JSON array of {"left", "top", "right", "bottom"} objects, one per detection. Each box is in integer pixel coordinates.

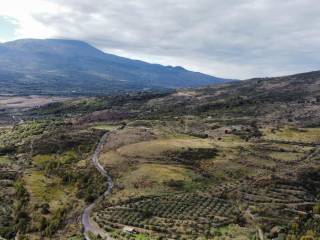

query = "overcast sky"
[{"left": 0, "top": 0, "right": 319, "bottom": 79}]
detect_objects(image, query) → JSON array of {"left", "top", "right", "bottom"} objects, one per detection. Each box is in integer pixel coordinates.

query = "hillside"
[
  {"left": 144, "top": 70, "right": 320, "bottom": 126},
  {"left": 32, "top": 70, "right": 320, "bottom": 127},
  {"left": 0, "top": 39, "right": 231, "bottom": 95},
  {"left": 0, "top": 70, "right": 319, "bottom": 240}
]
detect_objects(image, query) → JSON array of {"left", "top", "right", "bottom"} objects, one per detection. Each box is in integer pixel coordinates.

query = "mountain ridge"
[{"left": 0, "top": 38, "right": 233, "bottom": 95}]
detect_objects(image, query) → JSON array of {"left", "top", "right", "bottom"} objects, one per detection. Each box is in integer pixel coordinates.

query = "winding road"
[{"left": 82, "top": 132, "right": 114, "bottom": 240}]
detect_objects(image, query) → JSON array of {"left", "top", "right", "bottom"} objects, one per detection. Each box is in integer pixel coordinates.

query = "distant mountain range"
[{"left": 0, "top": 39, "right": 233, "bottom": 95}]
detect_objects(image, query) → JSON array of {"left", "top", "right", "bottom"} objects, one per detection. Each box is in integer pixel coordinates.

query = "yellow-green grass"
[
  {"left": 200, "top": 145, "right": 267, "bottom": 181},
  {"left": 197, "top": 146, "right": 237, "bottom": 170},
  {"left": 210, "top": 159, "right": 255, "bottom": 180},
  {"left": 262, "top": 127, "right": 320, "bottom": 143},
  {"left": 27, "top": 232, "right": 83, "bottom": 240},
  {"left": 116, "top": 137, "right": 213, "bottom": 159},
  {"left": 110, "top": 163, "right": 201, "bottom": 201},
  {"left": 213, "top": 135, "right": 251, "bottom": 148},
  {"left": 33, "top": 154, "right": 53, "bottom": 165},
  {"left": 59, "top": 150, "right": 78, "bottom": 163},
  {"left": 100, "top": 150, "right": 130, "bottom": 176},
  {"left": 23, "top": 170, "right": 76, "bottom": 211},
  {"left": 127, "top": 120, "right": 154, "bottom": 128},
  {"left": 67, "top": 236, "right": 83, "bottom": 240},
  {"left": 33, "top": 150, "right": 77, "bottom": 166},
  {"left": 244, "top": 155, "right": 277, "bottom": 168},
  {"left": 0, "top": 155, "right": 10, "bottom": 165},
  {"left": 216, "top": 224, "right": 256, "bottom": 240},
  {"left": 259, "top": 142, "right": 314, "bottom": 153},
  {"left": 91, "top": 123, "right": 121, "bottom": 131},
  {"left": 101, "top": 136, "right": 215, "bottom": 192},
  {"left": 268, "top": 151, "right": 305, "bottom": 161},
  {"left": 101, "top": 150, "right": 127, "bottom": 166},
  {"left": 123, "top": 163, "right": 198, "bottom": 183},
  {"left": 131, "top": 233, "right": 152, "bottom": 240}
]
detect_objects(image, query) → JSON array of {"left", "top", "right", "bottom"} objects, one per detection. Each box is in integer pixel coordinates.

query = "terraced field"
[
  {"left": 1, "top": 120, "right": 317, "bottom": 239},
  {"left": 88, "top": 125, "right": 320, "bottom": 239},
  {"left": 95, "top": 194, "right": 239, "bottom": 239}
]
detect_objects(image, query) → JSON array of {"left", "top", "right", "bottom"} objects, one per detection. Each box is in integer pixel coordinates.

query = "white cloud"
[
  {"left": 0, "top": 0, "right": 319, "bottom": 79},
  {"left": 0, "top": 0, "right": 62, "bottom": 39}
]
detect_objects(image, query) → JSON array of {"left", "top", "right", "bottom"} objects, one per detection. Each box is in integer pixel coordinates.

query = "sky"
[{"left": 0, "top": 0, "right": 319, "bottom": 79}]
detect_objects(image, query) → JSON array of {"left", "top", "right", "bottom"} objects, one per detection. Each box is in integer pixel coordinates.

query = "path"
[{"left": 82, "top": 132, "right": 114, "bottom": 240}]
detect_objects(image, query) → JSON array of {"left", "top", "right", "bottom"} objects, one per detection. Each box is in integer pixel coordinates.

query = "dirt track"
[{"left": 82, "top": 132, "right": 113, "bottom": 240}]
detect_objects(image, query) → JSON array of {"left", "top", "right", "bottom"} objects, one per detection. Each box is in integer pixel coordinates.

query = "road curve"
[{"left": 82, "top": 132, "right": 114, "bottom": 240}]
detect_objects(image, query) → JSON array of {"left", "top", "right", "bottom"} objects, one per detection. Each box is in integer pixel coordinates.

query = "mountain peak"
[
  {"left": 3, "top": 38, "right": 101, "bottom": 54},
  {"left": 4, "top": 38, "right": 91, "bottom": 47}
]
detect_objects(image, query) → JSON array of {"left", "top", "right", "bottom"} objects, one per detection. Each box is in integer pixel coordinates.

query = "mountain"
[{"left": 0, "top": 39, "right": 233, "bottom": 95}]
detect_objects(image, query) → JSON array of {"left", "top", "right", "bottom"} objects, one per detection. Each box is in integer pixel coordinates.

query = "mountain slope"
[
  {"left": 0, "top": 39, "right": 232, "bottom": 95},
  {"left": 135, "top": 70, "right": 320, "bottom": 126},
  {"left": 30, "top": 70, "right": 320, "bottom": 127}
]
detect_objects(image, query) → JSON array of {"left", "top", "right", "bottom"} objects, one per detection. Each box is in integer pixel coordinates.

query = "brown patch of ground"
[{"left": 0, "top": 95, "right": 71, "bottom": 110}]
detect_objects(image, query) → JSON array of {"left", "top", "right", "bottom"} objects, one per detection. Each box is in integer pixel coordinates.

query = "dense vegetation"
[{"left": 0, "top": 120, "right": 106, "bottom": 239}]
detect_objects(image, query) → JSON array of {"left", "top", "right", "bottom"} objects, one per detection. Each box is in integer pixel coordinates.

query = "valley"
[
  {"left": 0, "top": 70, "right": 320, "bottom": 240},
  {"left": 0, "top": 95, "right": 73, "bottom": 125}
]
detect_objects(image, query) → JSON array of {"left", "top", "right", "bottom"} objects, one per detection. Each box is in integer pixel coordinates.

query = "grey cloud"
[{"left": 33, "top": 0, "right": 320, "bottom": 79}]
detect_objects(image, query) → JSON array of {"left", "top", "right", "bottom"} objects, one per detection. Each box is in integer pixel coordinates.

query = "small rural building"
[{"left": 122, "top": 226, "right": 136, "bottom": 234}]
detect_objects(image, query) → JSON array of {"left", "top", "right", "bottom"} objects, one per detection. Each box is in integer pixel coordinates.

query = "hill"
[
  {"left": 146, "top": 70, "right": 320, "bottom": 126},
  {"left": 32, "top": 70, "right": 320, "bottom": 127},
  {"left": 0, "top": 39, "right": 232, "bottom": 95}
]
